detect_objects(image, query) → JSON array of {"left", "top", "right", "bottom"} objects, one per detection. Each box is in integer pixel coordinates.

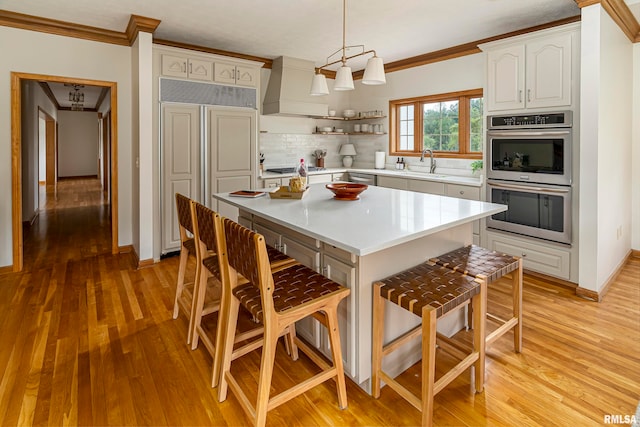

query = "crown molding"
[
  {"left": 126, "top": 14, "right": 161, "bottom": 44},
  {"left": 575, "top": 0, "right": 640, "bottom": 42},
  {"left": 0, "top": 9, "right": 590, "bottom": 78},
  {"left": 0, "top": 9, "right": 129, "bottom": 45}
]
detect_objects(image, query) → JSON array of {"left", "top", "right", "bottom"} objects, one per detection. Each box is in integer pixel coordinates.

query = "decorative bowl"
[
  {"left": 325, "top": 183, "right": 368, "bottom": 200},
  {"left": 320, "top": 126, "right": 333, "bottom": 132},
  {"left": 343, "top": 109, "right": 356, "bottom": 118}
]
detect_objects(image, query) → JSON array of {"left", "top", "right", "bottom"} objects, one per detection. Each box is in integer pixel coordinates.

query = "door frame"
[{"left": 11, "top": 72, "right": 119, "bottom": 272}]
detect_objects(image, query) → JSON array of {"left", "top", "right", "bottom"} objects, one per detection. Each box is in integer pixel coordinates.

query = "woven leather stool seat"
[
  {"left": 233, "top": 264, "right": 345, "bottom": 322},
  {"left": 372, "top": 261, "right": 486, "bottom": 427},
  {"left": 377, "top": 263, "right": 481, "bottom": 318},
  {"left": 430, "top": 244, "right": 523, "bottom": 352},
  {"left": 430, "top": 245, "right": 520, "bottom": 281}
]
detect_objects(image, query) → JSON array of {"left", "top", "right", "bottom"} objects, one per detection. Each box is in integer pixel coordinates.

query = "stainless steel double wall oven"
[{"left": 486, "top": 111, "right": 573, "bottom": 244}]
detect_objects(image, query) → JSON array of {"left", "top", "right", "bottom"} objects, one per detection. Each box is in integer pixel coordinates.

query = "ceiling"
[
  {"left": 44, "top": 82, "right": 106, "bottom": 111},
  {"left": 2, "top": 0, "right": 639, "bottom": 108}
]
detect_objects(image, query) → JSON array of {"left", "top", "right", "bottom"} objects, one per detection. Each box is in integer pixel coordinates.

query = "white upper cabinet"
[
  {"left": 214, "top": 63, "right": 259, "bottom": 87},
  {"left": 483, "top": 25, "right": 576, "bottom": 112},
  {"left": 161, "top": 55, "right": 213, "bottom": 81},
  {"left": 160, "top": 51, "right": 260, "bottom": 88}
]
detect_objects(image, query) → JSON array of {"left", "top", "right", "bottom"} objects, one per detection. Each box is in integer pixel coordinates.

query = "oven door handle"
[
  {"left": 488, "top": 130, "right": 571, "bottom": 137},
  {"left": 488, "top": 181, "right": 571, "bottom": 194}
]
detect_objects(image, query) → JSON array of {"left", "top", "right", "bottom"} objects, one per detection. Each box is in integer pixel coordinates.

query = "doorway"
[{"left": 10, "top": 72, "right": 119, "bottom": 272}]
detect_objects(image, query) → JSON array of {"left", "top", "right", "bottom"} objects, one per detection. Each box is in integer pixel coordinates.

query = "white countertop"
[
  {"left": 214, "top": 183, "right": 505, "bottom": 256},
  {"left": 260, "top": 168, "right": 482, "bottom": 187}
]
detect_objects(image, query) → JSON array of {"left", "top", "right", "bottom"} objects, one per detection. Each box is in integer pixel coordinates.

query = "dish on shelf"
[
  {"left": 343, "top": 109, "right": 356, "bottom": 118},
  {"left": 335, "top": 128, "right": 344, "bottom": 133},
  {"left": 320, "top": 126, "right": 332, "bottom": 132},
  {"left": 326, "top": 183, "right": 368, "bottom": 200}
]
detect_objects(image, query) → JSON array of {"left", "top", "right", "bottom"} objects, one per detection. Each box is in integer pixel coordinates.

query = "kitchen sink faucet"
[{"left": 420, "top": 149, "right": 437, "bottom": 173}]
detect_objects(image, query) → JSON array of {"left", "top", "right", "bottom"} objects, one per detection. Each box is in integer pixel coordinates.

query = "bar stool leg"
[
  {"left": 173, "top": 248, "right": 189, "bottom": 320},
  {"left": 473, "top": 278, "right": 487, "bottom": 392},
  {"left": 218, "top": 292, "right": 240, "bottom": 403},
  {"left": 325, "top": 302, "right": 348, "bottom": 409},
  {"left": 254, "top": 326, "right": 279, "bottom": 427},
  {"left": 371, "top": 283, "right": 384, "bottom": 399},
  {"left": 420, "top": 306, "right": 437, "bottom": 427},
  {"left": 513, "top": 258, "right": 523, "bottom": 353}
]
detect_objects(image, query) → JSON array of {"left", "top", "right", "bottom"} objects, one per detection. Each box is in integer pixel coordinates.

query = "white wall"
[
  {"left": 632, "top": 44, "right": 640, "bottom": 250},
  {"left": 579, "top": 5, "right": 634, "bottom": 292},
  {"left": 0, "top": 26, "right": 134, "bottom": 268},
  {"left": 57, "top": 111, "right": 99, "bottom": 177},
  {"left": 20, "top": 80, "right": 57, "bottom": 224}
]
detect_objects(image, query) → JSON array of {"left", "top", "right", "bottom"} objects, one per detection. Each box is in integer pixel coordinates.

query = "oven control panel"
[{"left": 488, "top": 111, "right": 572, "bottom": 129}]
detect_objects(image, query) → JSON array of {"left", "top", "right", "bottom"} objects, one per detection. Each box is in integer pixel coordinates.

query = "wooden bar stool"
[
  {"left": 189, "top": 201, "right": 299, "bottom": 388},
  {"left": 172, "top": 193, "right": 200, "bottom": 345},
  {"left": 217, "top": 217, "right": 350, "bottom": 427},
  {"left": 430, "top": 244, "right": 523, "bottom": 352},
  {"left": 372, "top": 262, "right": 486, "bottom": 427}
]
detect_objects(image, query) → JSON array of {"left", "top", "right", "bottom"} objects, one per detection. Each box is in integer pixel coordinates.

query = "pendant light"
[{"left": 310, "top": 0, "right": 385, "bottom": 95}]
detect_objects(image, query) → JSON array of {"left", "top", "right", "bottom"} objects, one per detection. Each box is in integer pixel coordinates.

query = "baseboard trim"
[
  {"left": 525, "top": 269, "right": 577, "bottom": 290},
  {"left": 138, "top": 258, "right": 155, "bottom": 269},
  {"left": 0, "top": 265, "right": 14, "bottom": 275},
  {"left": 575, "top": 249, "right": 635, "bottom": 303}
]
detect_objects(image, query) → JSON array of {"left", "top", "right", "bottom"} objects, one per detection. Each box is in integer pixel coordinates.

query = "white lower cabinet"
[
  {"left": 377, "top": 175, "right": 407, "bottom": 190},
  {"left": 446, "top": 184, "right": 481, "bottom": 244},
  {"left": 409, "top": 179, "right": 445, "bottom": 195},
  {"left": 486, "top": 230, "right": 571, "bottom": 280}
]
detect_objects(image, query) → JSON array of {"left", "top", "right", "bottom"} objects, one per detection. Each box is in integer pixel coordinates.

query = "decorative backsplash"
[{"left": 259, "top": 132, "right": 478, "bottom": 177}]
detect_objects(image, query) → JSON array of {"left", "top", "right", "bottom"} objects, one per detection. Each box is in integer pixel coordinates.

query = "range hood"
[{"left": 263, "top": 56, "right": 328, "bottom": 117}]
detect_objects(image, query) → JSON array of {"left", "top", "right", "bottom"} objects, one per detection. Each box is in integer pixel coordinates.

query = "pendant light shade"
[
  {"left": 362, "top": 56, "right": 386, "bottom": 85},
  {"left": 334, "top": 65, "right": 354, "bottom": 91},
  {"left": 310, "top": 72, "right": 329, "bottom": 96}
]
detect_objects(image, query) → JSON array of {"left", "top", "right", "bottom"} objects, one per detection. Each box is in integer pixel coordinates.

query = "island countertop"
[{"left": 214, "top": 183, "right": 506, "bottom": 256}]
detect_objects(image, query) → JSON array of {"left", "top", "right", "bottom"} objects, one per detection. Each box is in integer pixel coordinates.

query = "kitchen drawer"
[
  {"left": 408, "top": 179, "right": 445, "bottom": 195},
  {"left": 332, "top": 173, "right": 345, "bottom": 182},
  {"left": 308, "top": 174, "right": 332, "bottom": 184},
  {"left": 377, "top": 176, "right": 408, "bottom": 190},
  {"left": 261, "top": 178, "right": 282, "bottom": 189},
  {"left": 282, "top": 236, "right": 321, "bottom": 271},
  {"left": 254, "top": 217, "right": 320, "bottom": 249},
  {"left": 446, "top": 184, "right": 480, "bottom": 200},
  {"left": 323, "top": 243, "right": 357, "bottom": 265},
  {"left": 486, "top": 231, "right": 570, "bottom": 280}
]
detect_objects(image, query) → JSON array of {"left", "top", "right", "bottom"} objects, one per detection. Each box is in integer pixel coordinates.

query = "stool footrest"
[{"left": 486, "top": 317, "right": 519, "bottom": 347}]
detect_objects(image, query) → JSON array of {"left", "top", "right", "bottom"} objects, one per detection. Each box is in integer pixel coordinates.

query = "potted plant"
[{"left": 470, "top": 160, "right": 483, "bottom": 176}]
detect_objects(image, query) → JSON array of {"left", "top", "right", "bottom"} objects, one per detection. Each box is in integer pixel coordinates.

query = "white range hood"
[{"left": 263, "top": 56, "right": 328, "bottom": 117}]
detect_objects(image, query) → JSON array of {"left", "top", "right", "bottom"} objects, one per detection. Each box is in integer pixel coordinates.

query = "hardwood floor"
[{"left": 1, "top": 178, "right": 639, "bottom": 426}]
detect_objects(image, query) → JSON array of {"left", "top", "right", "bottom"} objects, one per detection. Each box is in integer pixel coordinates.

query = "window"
[{"left": 389, "top": 89, "right": 483, "bottom": 159}]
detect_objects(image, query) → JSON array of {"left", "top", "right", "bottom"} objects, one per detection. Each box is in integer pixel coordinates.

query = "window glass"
[
  {"left": 469, "top": 97, "right": 484, "bottom": 152},
  {"left": 423, "top": 100, "right": 459, "bottom": 152}
]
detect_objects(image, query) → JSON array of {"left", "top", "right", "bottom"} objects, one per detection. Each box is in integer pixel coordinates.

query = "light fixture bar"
[{"left": 311, "top": 0, "right": 385, "bottom": 94}]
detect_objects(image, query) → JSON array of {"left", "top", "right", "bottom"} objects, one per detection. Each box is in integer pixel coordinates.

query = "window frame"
[{"left": 389, "top": 88, "right": 483, "bottom": 159}]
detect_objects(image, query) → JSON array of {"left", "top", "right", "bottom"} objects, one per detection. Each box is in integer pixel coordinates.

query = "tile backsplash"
[{"left": 260, "top": 132, "right": 479, "bottom": 177}]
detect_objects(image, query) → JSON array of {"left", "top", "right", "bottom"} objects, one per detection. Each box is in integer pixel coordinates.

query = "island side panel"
[{"left": 356, "top": 222, "right": 473, "bottom": 393}]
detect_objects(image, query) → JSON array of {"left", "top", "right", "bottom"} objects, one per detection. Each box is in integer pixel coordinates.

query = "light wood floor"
[{"left": 1, "top": 178, "right": 639, "bottom": 426}]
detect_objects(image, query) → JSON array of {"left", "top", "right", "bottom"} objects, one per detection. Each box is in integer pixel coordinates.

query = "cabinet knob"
[
  {"left": 459, "top": 190, "right": 464, "bottom": 195},
  {"left": 521, "top": 252, "right": 527, "bottom": 258}
]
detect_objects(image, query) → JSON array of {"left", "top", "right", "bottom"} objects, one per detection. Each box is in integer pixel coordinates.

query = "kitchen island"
[{"left": 213, "top": 183, "right": 506, "bottom": 393}]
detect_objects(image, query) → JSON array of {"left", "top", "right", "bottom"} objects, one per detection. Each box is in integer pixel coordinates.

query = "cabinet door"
[
  {"left": 377, "top": 175, "right": 408, "bottom": 190},
  {"left": 235, "top": 65, "right": 258, "bottom": 87},
  {"left": 486, "top": 45, "right": 525, "bottom": 111},
  {"left": 213, "top": 62, "right": 237, "bottom": 85},
  {"left": 321, "top": 254, "right": 356, "bottom": 377},
  {"left": 254, "top": 223, "right": 282, "bottom": 251},
  {"left": 525, "top": 33, "right": 572, "bottom": 109},
  {"left": 188, "top": 59, "right": 213, "bottom": 82},
  {"left": 208, "top": 108, "right": 255, "bottom": 173},
  {"left": 283, "top": 236, "right": 323, "bottom": 349},
  {"left": 162, "top": 104, "right": 201, "bottom": 252},
  {"left": 161, "top": 54, "right": 187, "bottom": 78},
  {"left": 408, "top": 179, "right": 445, "bottom": 195}
]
